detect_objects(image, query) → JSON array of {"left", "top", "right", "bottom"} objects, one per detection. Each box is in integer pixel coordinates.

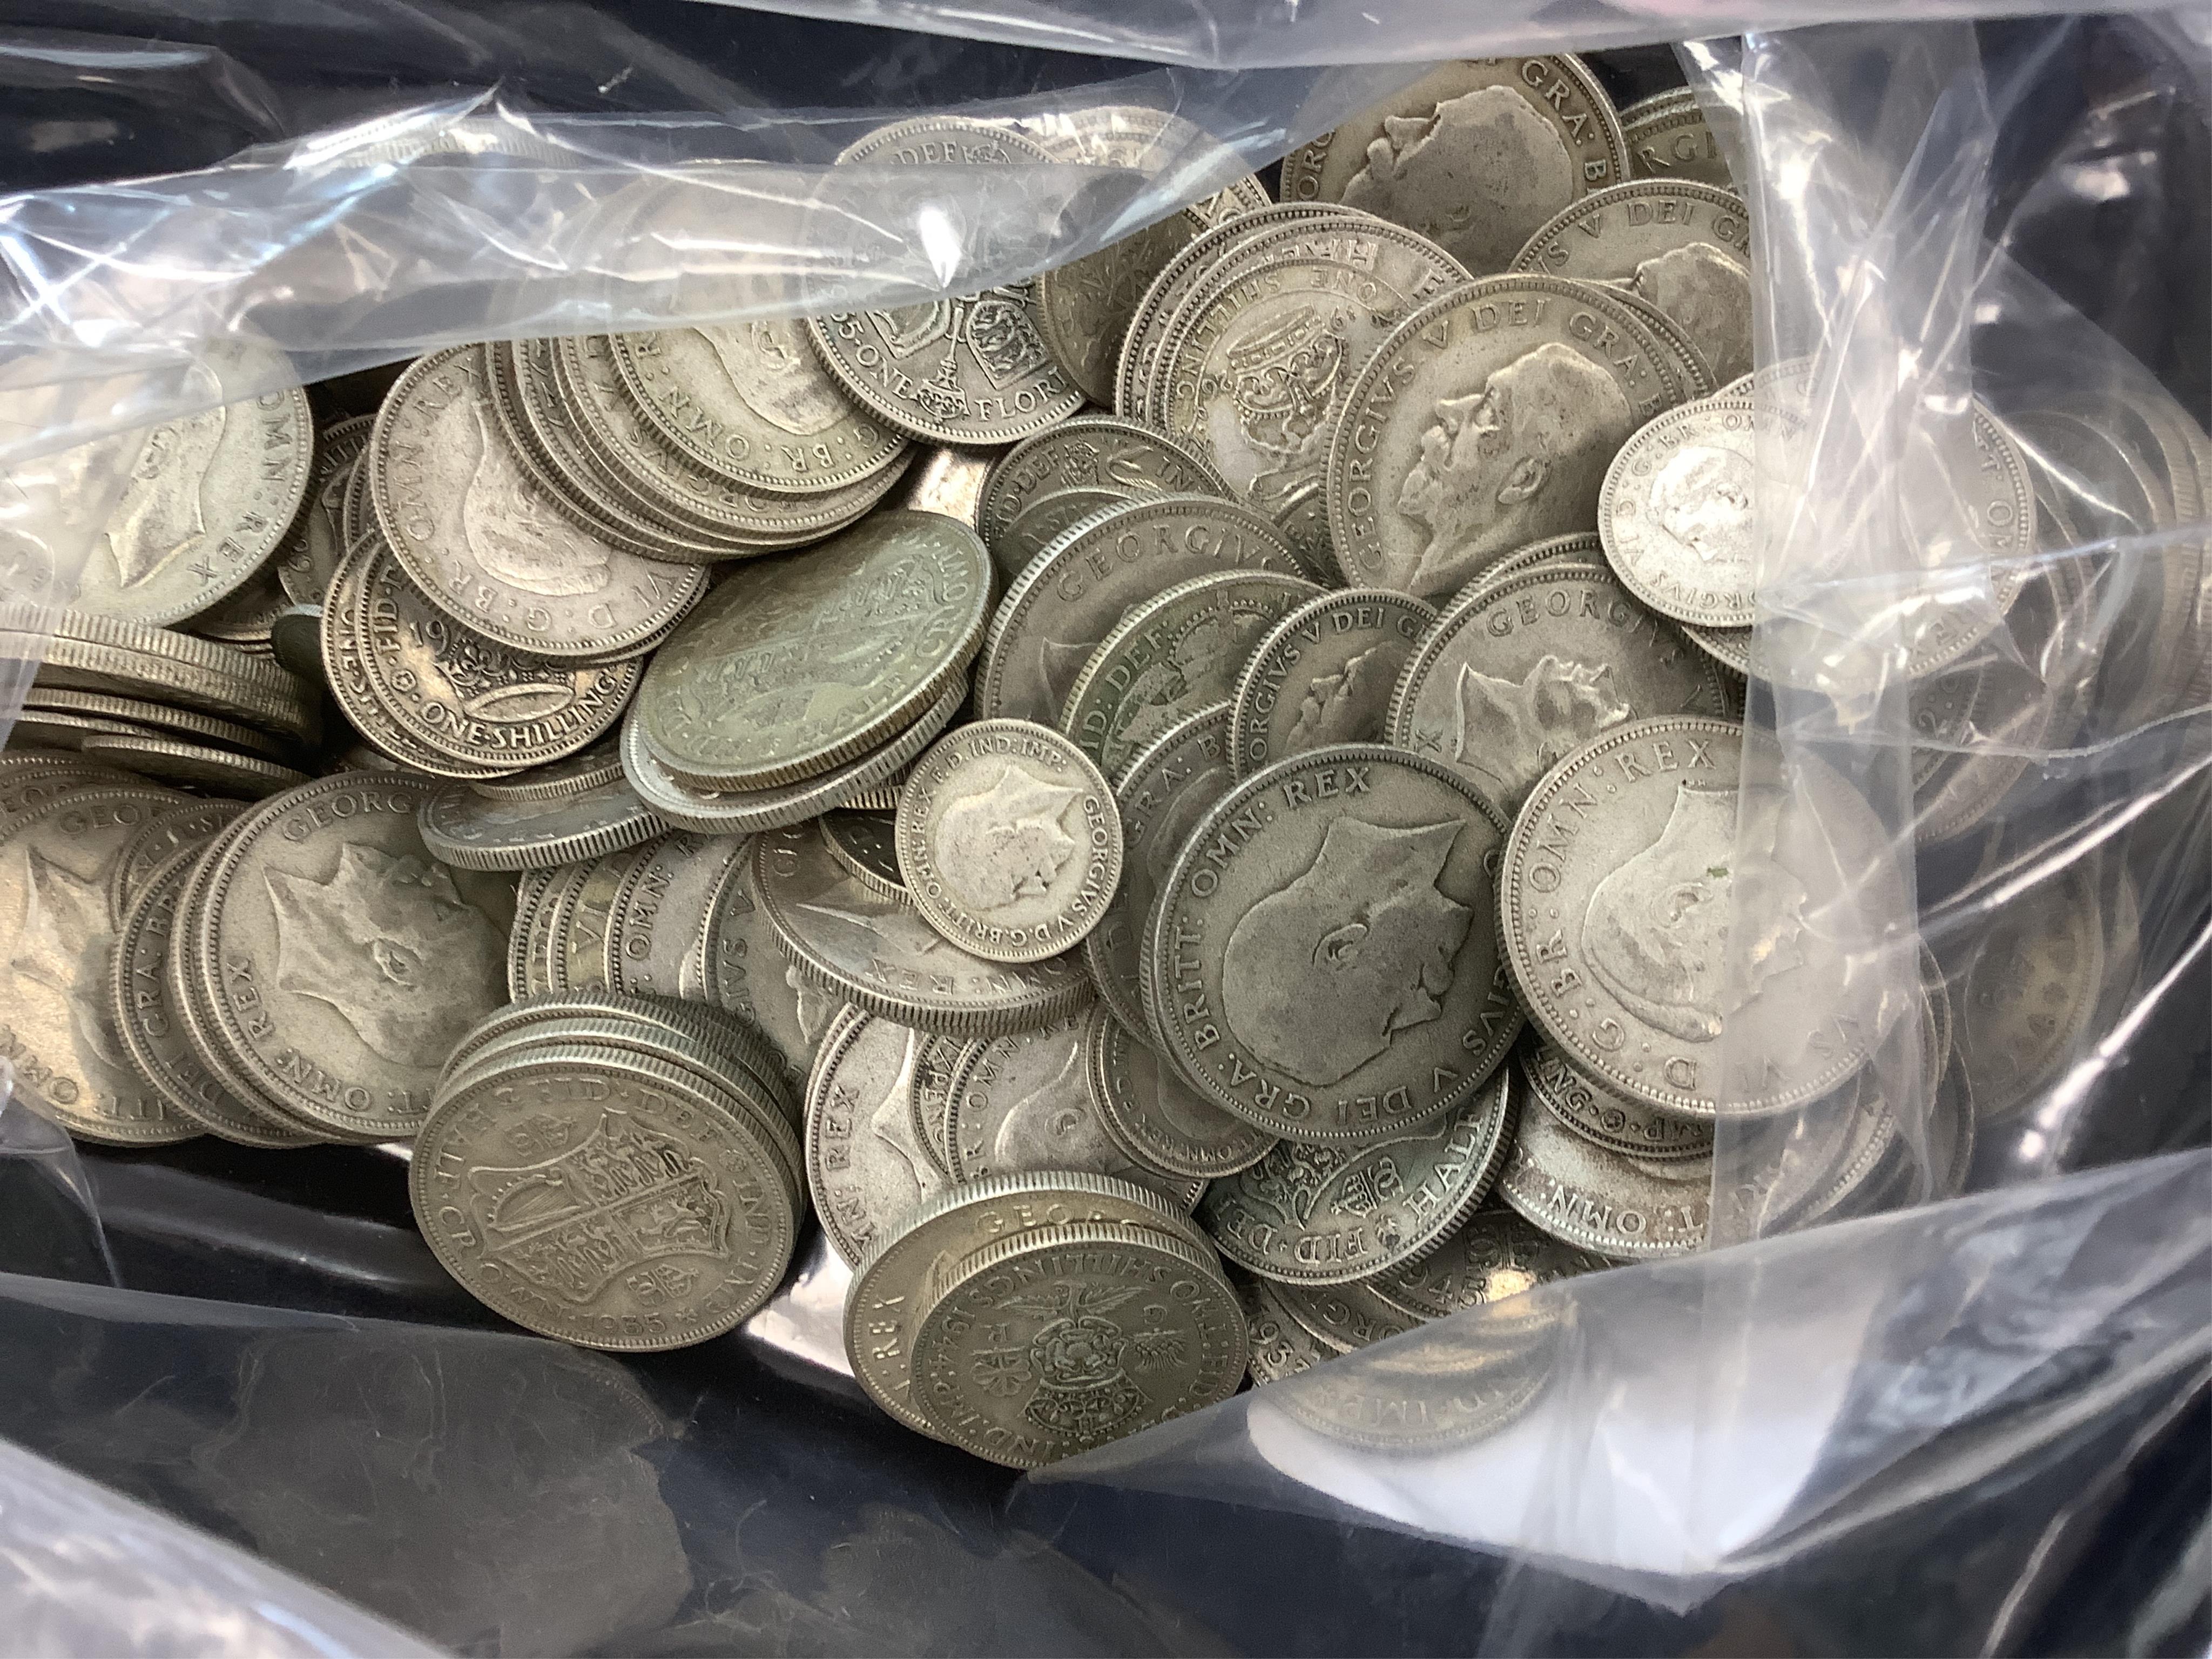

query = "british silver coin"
[
  {"left": 820, "top": 810, "right": 905, "bottom": 899},
  {"left": 1597, "top": 395, "right": 1765, "bottom": 628},
  {"left": 977, "top": 417, "right": 1230, "bottom": 581},
  {"left": 702, "top": 853, "right": 818, "bottom": 1081},
  {"left": 1237, "top": 1272, "right": 1328, "bottom": 1382},
  {"left": 806, "top": 1008, "right": 953, "bottom": 1265},
  {"left": 76, "top": 733, "right": 308, "bottom": 799},
  {"left": 1622, "top": 89, "right": 1738, "bottom": 190},
  {"left": 107, "top": 797, "right": 248, "bottom": 918},
  {"left": 1083, "top": 1002, "right": 1272, "bottom": 1179},
  {"left": 1496, "top": 1088, "right": 1708, "bottom": 1258},
  {"left": 1371, "top": 1200, "right": 1612, "bottom": 1320},
  {"left": 1231, "top": 587, "right": 1435, "bottom": 777},
  {"left": 419, "top": 771, "right": 669, "bottom": 870},
  {"left": 277, "top": 415, "right": 373, "bottom": 604},
  {"left": 1267, "top": 1278, "right": 1421, "bottom": 1352},
  {"left": 1519, "top": 1035, "right": 1712, "bottom": 1160}
]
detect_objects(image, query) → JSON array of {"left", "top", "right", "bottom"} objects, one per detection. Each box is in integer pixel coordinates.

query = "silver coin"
[
  {"left": 1500, "top": 717, "right": 1907, "bottom": 1116},
  {"left": 505, "top": 867, "right": 554, "bottom": 1000},
  {"left": 278, "top": 415, "right": 373, "bottom": 604},
  {"left": 8, "top": 707, "right": 150, "bottom": 752},
  {"left": 977, "top": 416, "right": 1230, "bottom": 581},
  {"left": 0, "top": 753, "right": 141, "bottom": 818},
  {"left": 1597, "top": 396, "right": 1765, "bottom": 628},
  {"left": 24, "top": 685, "right": 295, "bottom": 765},
  {"left": 339, "top": 441, "right": 375, "bottom": 548},
  {"left": 975, "top": 493, "right": 1307, "bottom": 726},
  {"left": 466, "top": 737, "right": 625, "bottom": 802},
  {"left": 1277, "top": 57, "right": 1629, "bottom": 275},
  {"left": 806, "top": 1009, "right": 954, "bottom": 1265},
  {"left": 186, "top": 557, "right": 289, "bottom": 650},
  {"left": 1387, "top": 560, "right": 1733, "bottom": 814},
  {"left": 1083, "top": 1001, "right": 1272, "bottom": 1179},
  {"left": 1520, "top": 1036, "right": 1712, "bottom": 1161},
  {"left": 702, "top": 853, "right": 815, "bottom": 1082},
  {"left": 419, "top": 771, "right": 669, "bottom": 870},
  {"left": 1267, "top": 1278, "right": 1421, "bottom": 1352},
  {"left": 1623, "top": 89, "right": 1738, "bottom": 190},
  {"left": 907, "top": 1030, "right": 972, "bottom": 1179},
  {"left": 14, "top": 605, "right": 321, "bottom": 740},
  {"left": 1951, "top": 860, "right": 2107, "bottom": 1123},
  {"left": 1370, "top": 1200, "right": 1611, "bottom": 1320},
  {"left": 1236, "top": 1272, "right": 1328, "bottom": 1383},
  {"left": 1231, "top": 587, "right": 1435, "bottom": 777},
  {"left": 1496, "top": 1089, "right": 1708, "bottom": 1258},
  {"left": 889, "top": 447, "right": 993, "bottom": 530},
  {"left": 820, "top": 811, "right": 905, "bottom": 898},
  {"left": 1151, "top": 744, "right": 1519, "bottom": 1142},
  {"left": 1266, "top": 1317, "right": 1556, "bottom": 1452},
  {"left": 551, "top": 844, "right": 648, "bottom": 992},
  {"left": 1326, "top": 276, "right": 1691, "bottom": 599},
  {"left": 107, "top": 798, "right": 248, "bottom": 918},
  {"left": 77, "top": 734, "right": 309, "bottom": 800}
]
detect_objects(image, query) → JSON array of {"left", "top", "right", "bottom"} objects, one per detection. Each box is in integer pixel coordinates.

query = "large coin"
[
  {"left": 1622, "top": 89, "right": 1737, "bottom": 190},
  {"left": 197, "top": 772, "right": 510, "bottom": 1138},
  {"left": 1060, "top": 569, "right": 1321, "bottom": 781},
  {"left": 1496, "top": 1090, "right": 1708, "bottom": 1258},
  {"left": 367, "top": 346, "right": 707, "bottom": 658},
  {"left": 1083, "top": 1002, "right": 1272, "bottom": 1179},
  {"left": 804, "top": 118, "right": 1083, "bottom": 447},
  {"left": 419, "top": 772, "right": 669, "bottom": 870},
  {"left": 1370, "top": 1201, "right": 1611, "bottom": 1320},
  {"left": 1952, "top": 861, "right": 2106, "bottom": 1123},
  {"left": 1237, "top": 1273, "right": 1328, "bottom": 1382},
  {"left": 908, "top": 1219, "right": 1245, "bottom": 1467},
  {"left": 1500, "top": 717, "right": 1905, "bottom": 1116},
  {"left": 636, "top": 511, "right": 988, "bottom": 789},
  {"left": 1267, "top": 1278, "right": 1420, "bottom": 1352},
  {"left": 604, "top": 830, "right": 746, "bottom": 1001},
  {"left": 278, "top": 414, "right": 373, "bottom": 604},
  {"left": 977, "top": 416, "right": 1229, "bottom": 581},
  {"left": 702, "top": 854, "right": 815, "bottom": 1080},
  {"left": 1512, "top": 181, "right": 1753, "bottom": 383},
  {"left": 974, "top": 494, "right": 1307, "bottom": 726},
  {"left": 805, "top": 1008, "right": 953, "bottom": 1266},
  {"left": 1150, "top": 745, "right": 1519, "bottom": 1141},
  {"left": 1278, "top": 57, "right": 1628, "bottom": 275},
  {"left": 1232, "top": 586, "right": 1435, "bottom": 776},
  {"left": 1325, "top": 277, "right": 1690, "bottom": 599},
  {"left": 550, "top": 844, "right": 647, "bottom": 992},
  {"left": 1387, "top": 561, "right": 1732, "bottom": 814},
  {"left": 1520, "top": 1036, "right": 1712, "bottom": 1161},
  {"left": 411, "top": 1044, "right": 797, "bottom": 1350},
  {"left": 1198, "top": 1062, "right": 1514, "bottom": 1284},
  {"left": 895, "top": 718, "right": 1121, "bottom": 963}
]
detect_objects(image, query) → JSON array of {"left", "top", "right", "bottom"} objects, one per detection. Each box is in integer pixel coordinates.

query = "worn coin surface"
[
  {"left": 974, "top": 494, "right": 1307, "bottom": 726},
  {"left": 1152, "top": 745, "right": 1519, "bottom": 1142},
  {"left": 419, "top": 772, "right": 669, "bottom": 870},
  {"left": 1623, "top": 89, "right": 1737, "bottom": 188},
  {"left": 1520, "top": 1036, "right": 1712, "bottom": 1160},
  {"left": 1237, "top": 1272, "right": 1328, "bottom": 1382},
  {"left": 1326, "top": 276, "right": 1689, "bottom": 599},
  {"left": 1084, "top": 1002, "right": 1272, "bottom": 1179},
  {"left": 1388, "top": 561, "right": 1732, "bottom": 814},
  {"left": 1199, "top": 1062, "right": 1514, "bottom": 1284},
  {"left": 319, "top": 548, "right": 505, "bottom": 780},
  {"left": 1278, "top": 57, "right": 1628, "bottom": 275},
  {"left": 896, "top": 718, "right": 1120, "bottom": 962},
  {"left": 908, "top": 1030, "right": 972, "bottom": 1179},
  {"left": 601, "top": 830, "right": 746, "bottom": 996},
  {"left": 637, "top": 511, "right": 988, "bottom": 789},
  {"left": 551, "top": 845, "right": 647, "bottom": 992},
  {"left": 1952, "top": 862, "right": 2106, "bottom": 1122},
  {"left": 0, "top": 753, "right": 139, "bottom": 818},
  {"left": 1269, "top": 1278, "right": 1421, "bottom": 1352},
  {"left": 77, "top": 734, "right": 306, "bottom": 799},
  {"left": 1496, "top": 1090, "right": 1708, "bottom": 1258},
  {"left": 806, "top": 1009, "right": 953, "bottom": 1265},
  {"left": 820, "top": 811, "right": 905, "bottom": 898},
  {"left": 1598, "top": 396, "right": 1763, "bottom": 628},
  {"left": 909, "top": 1219, "right": 1246, "bottom": 1468},
  {"left": 109, "top": 798, "right": 248, "bottom": 917},
  {"left": 702, "top": 855, "right": 817, "bottom": 1079},
  {"left": 977, "top": 417, "right": 1230, "bottom": 579},
  {"left": 1371, "top": 1201, "right": 1610, "bottom": 1320},
  {"left": 13, "top": 605, "right": 321, "bottom": 739},
  {"left": 279, "top": 415, "right": 374, "bottom": 604},
  {"left": 1232, "top": 587, "right": 1434, "bottom": 777}
]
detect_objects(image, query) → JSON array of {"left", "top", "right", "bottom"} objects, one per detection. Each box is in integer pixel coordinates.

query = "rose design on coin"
[{"left": 1344, "top": 87, "right": 1576, "bottom": 275}]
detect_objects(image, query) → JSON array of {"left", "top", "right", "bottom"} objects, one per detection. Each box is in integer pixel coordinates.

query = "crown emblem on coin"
[{"left": 418, "top": 614, "right": 579, "bottom": 723}]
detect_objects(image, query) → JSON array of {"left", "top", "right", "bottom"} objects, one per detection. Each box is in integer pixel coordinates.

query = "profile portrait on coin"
[
  {"left": 462, "top": 402, "right": 612, "bottom": 597},
  {"left": 700, "top": 318, "right": 847, "bottom": 435},
  {"left": 1342, "top": 87, "right": 1576, "bottom": 273},
  {"left": 786, "top": 962, "right": 845, "bottom": 1047},
  {"left": 1396, "top": 342, "right": 1636, "bottom": 597},
  {"left": 1453, "top": 656, "right": 1631, "bottom": 810},
  {"left": 1632, "top": 244, "right": 1754, "bottom": 384},
  {"left": 105, "top": 405, "right": 226, "bottom": 589},
  {"left": 1219, "top": 308, "right": 1346, "bottom": 517},
  {"left": 988, "top": 1038, "right": 1136, "bottom": 1178},
  {"left": 1647, "top": 442, "right": 1755, "bottom": 570},
  {"left": 938, "top": 764, "right": 1083, "bottom": 914},
  {"left": 1222, "top": 817, "right": 1473, "bottom": 1087},
  {"left": 9, "top": 844, "right": 128, "bottom": 1068},
  {"left": 1287, "top": 644, "right": 1394, "bottom": 750}
]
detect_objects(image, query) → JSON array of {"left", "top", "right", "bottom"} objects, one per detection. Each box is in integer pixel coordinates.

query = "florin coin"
[
  {"left": 277, "top": 415, "right": 373, "bottom": 603},
  {"left": 1199, "top": 1062, "right": 1514, "bottom": 1284},
  {"left": 1150, "top": 745, "right": 1519, "bottom": 1142},
  {"left": 977, "top": 417, "right": 1230, "bottom": 580},
  {"left": 77, "top": 734, "right": 309, "bottom": 799},
  {"left": 1623, "top": 88, "right": 1737, "bottom": 189},
  {"left": 1496, "top": 1090, "right": 1709, "bottom": 1258},
  {"left": 22, "top": 686, "right": 294, "bottom": 763},
  {"left": 896, "top": 718, "right": 1121, "bottom": 962},
  {"left": 908, "top": 1219, "right": 1245, "bottom": 1467},
  {"left": 806, "top": 1008, "right": 954, "bottom": 1265},
  {"left": 1370, "top": 1201, "right": 1611, "bottom": 1320},
  {"left": 1236, "top": 1272, "right": 1328, "bottom": 1382},
  {"left": 604, "top": 831, "right": 747, "bottom": 1001},
  {"left": 418, "top": 772, "right": 668, "bottom": 871},
  {"left": 1232, "top": 587, "right": 1435, "bottom": 777},
  {"left": 1386, "top": 561, "right": 1732, "bottom": 814},
  {"left": 1597, "top": 396, "right": 1764, "bottom": 628},
  {"left": 1268, "top": 1278, "right": 1421, "bottom": 1352},
  {"left": 1083, "top": 1002, "right": 1272, "bottom": 1179},
  {"left": 1520, "top": 1036, "right": 1713, "bottom": 1161},
  {"left": 703, "top": 854, "right": 827, "bottom": 1081},
  {"left": 107, "top": 798, "right": 248, "bottom": 918},
  {"left": 820, "top": 811, "right": 904, "bottom": 898}
]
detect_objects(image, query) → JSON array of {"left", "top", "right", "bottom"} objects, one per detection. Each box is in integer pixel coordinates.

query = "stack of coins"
[{"left": 7, "top": 56, "right": 2196, "bottom": 1469}]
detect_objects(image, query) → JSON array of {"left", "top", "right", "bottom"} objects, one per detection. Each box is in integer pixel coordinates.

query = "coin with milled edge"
[
  {"left": 1371, "top": 1201, "right": 1611, "bottom": 1320},
  {"left": 1232, "top": 588, "right": 1434, "bottom": 777},
  {"left": 1270, "top": 1279, "right": 1421, "bottom": 1352},
  {"left": 78, "top": 734, "right": 307, "bottom": 799},
  {"left": 506, "top": 868, "right": 554, "bottom": 999},
  {"left": 1520, "top": 1036, "right": 1712, "bottom": 1160},
  {"left": 419, "top": 773, "right": 668, "bottom": 870},
  {"left": 806, "top": 1009, "right": 953, "bottom": 1266},
  {"left": 319, "top": 547, "right": 505, "bottom": 780},
  {"left": 977, "top": 417, "right": 1230, "bottom": 579},
  {"left": 1597, "top": 397, "right": 1764, "bottom": 628},
  {"left": 1084, "top": 1002, "right": 1272, "bottom": 1179},
  {"left": 278, "top": 415, "right": 373, "bottom": 604},
  {"left": 908, "top": 1031, "right": 972, "bottom": 1179},
  {"left": 8, "top": 606, "right": 320, "bottom": 739},
  {"left": 468, "top": 738, "right": 625, "bottom": 802},
  {"left": 0, "top": 755, "right": 139, "bottom": 818},
  {"left": 1498, "top": 1089, "right": 1709, "bottom": 1258},
  {"left": 1952, "top": 862, "right": 2106, "bottom": 1123},
  {"left": 22, "top": 686, "right": 293, "bottom": 763},
  {"left": 1237, "top": 1273, "right": 1328, "bottom": 1382},
  {"left": 604, "top": 831, "right": 745, "bottom": 1001},
  {"left": 820, "top": 812, "right": 905, "bottom": 898},
  {"left": 109, "top": 798, "right": 248, "bottom": 917},
  {"left": 1151, "top": 745, "right": 1519, "bottom": 1142},
  {"left": 551, "top": 845, "right": 647, "bottom": 992},
  {"left": 703, "top": 855, "right": 824, "bottom": 1080},
  {"left": 1623, "top": 89, "right": 1737, "bottom": 189}
]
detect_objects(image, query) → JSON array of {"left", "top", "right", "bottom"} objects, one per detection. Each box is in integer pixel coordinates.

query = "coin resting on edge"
[
  {"left": 820, "top": 811, "right": 904, "bottom": 898},
  {"left": 1151, "top": 744, "right": 1521, "bottom": 1142},
  {"left": 806, "top": 1008, "right": 950, "bottom": 1266},
  {"left": 419, "top": 772, "right": 669, "bottom": 870},
  {"left": 1371, "top": 1201, "right": 1612, "bottom": 1320},
  {"left": 1231, "top": 587, "right": 1435, "bottom": 777}
]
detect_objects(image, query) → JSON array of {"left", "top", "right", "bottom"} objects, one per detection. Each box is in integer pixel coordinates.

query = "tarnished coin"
[
  {"left": 1501, "top": 718, "right": 1905, "bottom": 1116},
  {"left": 974, "top": 494, "right": 1306, "bottom": 726},
  {"left": 198, "top": 772, "right": 510, "bottom": 1138},
  {"left": 1199, "top": 1062, "right": 1514, "bottom": 1284},
  {"left": 1598, "top": 396, "right": 1763, "bottom": 628},
  {"left": 319, "top": 547, "right": 506, "bottom": 781},
  {"left": 467, "top": 738, "right": 625, "bottom": 802},
  {"left": 754, "top": 822, "right": 1091, "bottom": 1036},
  {"left": 1623, "top": 89, "right": 1737, "bottom": 188},
  {"left": 1084, "top": 1002, "right": 1272, "bottom": 1179},
  {"left": 637, "top": 511, "right": 988, "bottom": 790},
  {"left": 1370, "top": 1202, "right": 1611, "bottom": 1320},
  {"left": 186, "top": 558, "right": 288, "bottom": 651},
  {"left": 1278, "top": 57, "right": 1628, "bottom": 274},
  {"left": 411, "top": 1044, "right": 797, "bottom": 1350},
  {"left": 6, "top": 707, "right": 145, "bottom": 751},
  {"left": 1236, "top": 1273, "right": 1329, "bottom": 1382},
  {"left": 909, "top": 1219, "right": 1245, "bottom": 1468},
  {"left": 1387, "top": 561, "right": 1732, "bottom": 814},
  {"left": 820, "top": 811, "right": 904, "bottom": 898},
  {"left": 804, "top": 119, "right": 1083, "bottom": 446},
  {"left": 419, "top": 772, "right": 668, "bottom": 870},
  {"left": 702, "top": 855, "right": 818, "bottom": 1080},
  {"left": 339, "top": 443, "right": 374, "bottom": 548},
  {"left": 908, "top": 1031, "right": 971, "bottom": 1179},
  {"left": 603, "top": 831, "right": 745, "bottom": 1000},
  {"left": 551, "top": 845, "right": 647, "bottom": 992},
  {"left": 0, "top": 754, "right": 140, "bottom": 818},
  {"left": 945, "top": 1013, "right": 1205, "bottom": 1211},
  {"left": 1060, "top": 570, "right": 1321, "bottom": 781},
  {"left": 977, "top": 417, "right": 1230, "bottom": 579},
  {"left": 1151, "top": 746, "right": 1519, "bottom": 1142},
  {"left": 521, "top": 862, "right": 588, "bottom": 997},
  {"left": 367, "top": 346, "right": 708, "bottom": 658},
  {"left": 22, "top": 686, "right": 293, "bottom": 764},
  {"left": 506, "top": 868, "right": 555, "bottom": 1000},
  {"left": 1269, "top": 1278, "right": 1421, "bottom": 1353},
  {"left": 1325, "top": 276, "right": 1690, "bottom": 599},
  {"left": 278, "top": 415, "right": 373, "bottom": 603},
  {"left": 109, "top": 798, "right": 248, "bottom": 917},
  {"left": 1232, "top": 588, "right": 1435, "bottom": 777},
  {"left": 1496, "top": 1090, "right": 1709, "bottom": 1258},
  {"left": 1085, "top": 703, "right": 1233, "bottom": 1040},
  {"left": 806, "top": 1009, "right": 954, "bottom": 1266},
  {"left": 1520, "top": 1036, "right": 1712, "bottom": 1161}
]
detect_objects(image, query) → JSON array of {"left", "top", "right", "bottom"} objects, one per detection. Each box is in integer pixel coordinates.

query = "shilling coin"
[
  {"left": 896, "top": 718, "right": 1121, "bottom": 962},
  {"left": 1520, "top": 1036, "right": 1713, "bottom": 1161},
  {"left": 1325, "top": 276, "right": 1690, "bottom": 599},
  {"left": 410, "top": 1044, "right": 797, "bottom": 1350},
  {"left": 278, "top": 415, "right": 373, "bottom": 603},
  {"left": 319, "top": 546, "right": 506, "bottom": 780},
  {"left": 804, "top": 119, "right": 1083, "bottom": 447},
  {"left": 108, "top": 798, "right": 248, "bottom": 917},
  {"left": 12, "top": 605, "right": 321, "bottom": 740},
  {"left": 467, "top": 737, "right": 625, "bottom": 802},
  {"left": 974, "top": 494, "right": 1307, "bottom": 726},
  {"left": 1236, "top": 1273, "right": 1329, "bottom": 1383},
  {"left": 806, "top": 1008, "right": 955, "bottom": 1266},
  {"left": 1387, "top": 561, "right": 1732, "bottom": 814},
  {"left": 78, "top": 734, "right": 309, "bottom": 799},
  {"left": 419, "top": 771, "right": 668, "bottom": 870},
  {"left": 1500, "top": 717, "right": 1906, "bottom": 1116},
  {"left": 908, "top": 1030, "right": 972, "bottom": 1179},
  {"left": 1623, "top": 89, "right": 1737, "bottom": 189},
  {"left": 1151, "top": 745, "right": 1519, "bottom": 1142},
  {"left": 1083, "top": 1002, "right": 1272, "bottom": 1179},
  {"left": 1199, "top": 1062, "right": 1514, "bottom": 1284},
  {"left": 22, "top": 686, "right": 294, "bottom": 764},
  {"left": 1060, "top": 570, "right": 1322, "bottom": 783},
  {"left": 1370, "top": 1201, "right": 1611, "bottom": 1320},
  {"left": 820, "top": 811, "right": 905, "bottom": 898},
  {"left": 1084, "top": 702, "right": 1233, "bottom": 1040},
  {"left": 1597, "top": 396, "right": 1765, "bottom": 628},
  {"left": 1497, "top": 1090, "right": 1708, "bottom": 1258},
  {"left": 976, "top": 417, "right": 1230, "bottom": 580},
  {"left": 603, "top": 830, "right": 746, "bottom": 1001},
  {"left": 844, "top": 1169, "right": 1213, "bottom": 1434},
  {"left": 1231, "top": 587, "right": 1435, "bottom": 777},
  {"left": 753, "top": 821, "right": 1091, "bottom": 1036},
  {"left": 908, "top": 1219, "right": 1245, "bottom": 1468},
  {"left": 1278, "top": 57, "right": 1628, "bottom": 274},
  {"left": 636, "top": 511, "right": 988, "bottom": 790},
  {"left": 197, "top": 772, "right": 511, "bottom": 1138},
  {"left": 1268, "top": 1278, "right": 1421, "bottom": 1352},
  {"left": 367, "top": 346, "right": 708, "bottom": 658}
]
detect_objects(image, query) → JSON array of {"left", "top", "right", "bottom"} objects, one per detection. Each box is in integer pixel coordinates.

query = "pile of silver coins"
[{"left": 3, "top": 57, "right": 2196, "bottom": 1470}]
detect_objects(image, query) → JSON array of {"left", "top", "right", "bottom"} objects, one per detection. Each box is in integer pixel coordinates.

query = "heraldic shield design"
[{"left": 973, "top": 1279, "right": 1189, "bottom": 1441}]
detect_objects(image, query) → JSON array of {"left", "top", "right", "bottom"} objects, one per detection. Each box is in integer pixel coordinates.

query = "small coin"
[
  {"left": 1496, "top": 1092, "right": 1709, "bottom": 1258},
  {"left": 108, "top": 797, "right": 248, "bottom": 917},
  {"left": 1084, "top": 1003, "right": 1272, "bottom": 1179},
  {"left": 78, "top": 734, "right": 311, "bottom": 799},
  {"left": 1200, "top": 1062, "right": 1514, "bottom": 1284},
  {"left": 977, "top": 416, "right": 1230, "bottom": 580},
  {"left": 1268, "top": 1279, "right": 1421, "bottom": 1353},
  {"left": 604, "top": 830, "right": 746, "bottom": 1001},
  {"left": 1236, "top": 1272, "right": 1328, "bottom": 1382},
  {"left": 754, "top": 821, "right": 1091, "bottom": 1036},
  {"left": 820, "top": 811, "right": 904, "bottom": 898},
  {"left": 806, "top": 1009, "right": 955, "bottom": 1266},
  {"left": 418, "top": 772, "right": 668, "bottom": 870},
  {"left": 908, "top": 1219, "right": 1245, "bottom": 1467},
  {"left": 278, "top": 415, "right": 374, "bottom": 603},
  {"left": 23, "top": 686, "right": 295, "bottom": 763},
  {"left": 1151, "top": 745, "right": 1519, "bottom": 1142},
  {"left": 1598, "top": 396, "right": 1765, "bottom": 628},
  {"left": 1232, "top": 588, "right": 1435, "bottom": 777},
  {"left": 1370, "top": 1201, "right": 1611, "bottom": 1321},
  {"left": 1622, "top": 89, "right": 1738, "bottom": 190},
  {"left": 908, "top": 1031, "right": 972, "bottom": 1180},
  {"left": 1520, "top": 1036, "right": 1713, "bottom": 1161},
  {"left": 702, "top": 853, "right": 818, "bottom": 1081},
  {"left": 1387, "top": 561, "right": 1734, "bottom": 814},
  {"left": 896, "top": 718, "right": 1121, "bottom": 962},
  {"left": 318, "top": 546, "right": 505, "bottom": 780}
]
